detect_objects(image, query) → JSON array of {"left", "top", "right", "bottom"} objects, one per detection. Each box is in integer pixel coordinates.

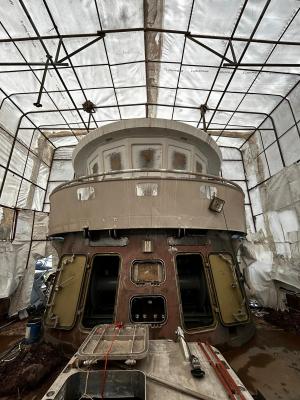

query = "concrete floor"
[{"left": 0, "top": 316, "right": 299, "bottom": 399}]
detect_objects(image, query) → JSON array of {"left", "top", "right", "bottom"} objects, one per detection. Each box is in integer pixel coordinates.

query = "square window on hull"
[
  {"left": 130, "top": 296, "right": 166, "bottom": 324},
  {"left": 131, "top": 260, "right": 164, "bottom": 284}
]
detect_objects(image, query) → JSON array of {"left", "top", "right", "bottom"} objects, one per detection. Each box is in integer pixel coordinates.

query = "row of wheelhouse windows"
[
  {"left": 87, "top": 140, "right": 208, "bottom": 176},
  {"left": 45, "top": 253, "right": 248, "bottom": 332}
]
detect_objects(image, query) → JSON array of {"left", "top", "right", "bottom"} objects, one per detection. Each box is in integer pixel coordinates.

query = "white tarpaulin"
[{"left": 0, "top": 0, "right": 299, "bottom": 312}]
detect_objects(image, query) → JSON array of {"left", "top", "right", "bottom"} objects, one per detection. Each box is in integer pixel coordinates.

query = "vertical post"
[{"left": 33, "top": 56, "right": 51, "bottom": 107}]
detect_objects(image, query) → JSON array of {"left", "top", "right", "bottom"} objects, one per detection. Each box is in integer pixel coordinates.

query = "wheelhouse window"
[
  {"left": 131, "top": 260, "right": 164, "bottom": 284},
  {"left": 130, "top": 296, "right": 166, "bottom": 324},
  {"left": 103, "top": 146, "right": 125, "bottom": 172},
  {"left": 196, "top": 161, "right": 204, "bottom": 174},
  {"left": 132, "top": 144, "right": 163, "bottom": 169},
  {"left": 82, "top": 255, "right": 120, "bottom": 328},
  {"left": 92, "top": 162, "right": 99, "bottom": 174},
  {"left": 176, "top": 254, "right": 213, "bottom": 329},
  {"left": 195, "top": 154, "right": 206, "bottom": 174},
  {"left": 173, "top": 151, "right": 187, "bottom": 170},
  {"left": 168, "top": 146, "right": 190, "bottom": 171},
  {"left": 110, "top": 152, "right": 122, "bottom": 171}
]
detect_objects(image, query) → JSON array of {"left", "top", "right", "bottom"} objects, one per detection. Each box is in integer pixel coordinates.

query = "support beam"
[
  {"left": 0, "top": 62, "right": 67, "bottom": 66},
  {"left": 186, "top": 34, "right": 234, "bottom": 64},
  {"left": 33, "top": 56, "right": 51, "bottom": 107},
  {"left": 228, "top": 41, "right": 237, "bottom": 64},
  {"left": 223, "top": 62, "right": 300, "bottom": 67},
  {"left": 56, "top": 34, "right": 105, "bottom": 63},
  {"left": 0, "top": 29, "right": 299, "bottom": 47}
]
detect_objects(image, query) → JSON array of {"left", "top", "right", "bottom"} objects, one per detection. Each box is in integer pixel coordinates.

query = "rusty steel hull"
[{"left": 44, "top": 230, "right": 254, "bottom": 355}]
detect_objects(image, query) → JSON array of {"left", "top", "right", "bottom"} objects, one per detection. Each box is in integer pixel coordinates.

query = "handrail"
[{"left": 51, "top": 169, "right": 243, "bottom": 195}]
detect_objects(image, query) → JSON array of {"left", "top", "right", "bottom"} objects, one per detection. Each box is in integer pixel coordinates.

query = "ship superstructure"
[{"left": 45, "top": 118, "right": 253, "bottom": 349}]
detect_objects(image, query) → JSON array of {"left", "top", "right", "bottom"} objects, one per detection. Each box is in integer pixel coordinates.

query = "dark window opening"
[
  {"left": 92, "top": 162, "right": 99, "bottom": 174},
  {"left": 110, "top": 152, "right": 122, "bottom": 171},
  {"left": 176, "top": 254, "right": 213, "bottom": 329},
  {"left": 196, "top": 161, "right": 203, "bottom": 173},
  {"left": 130, "top": 296, "right": 166, "bottom": 324},
  {"left": 172, "top": 151, "right": 187, "bottom": 170},
  {"left": 140, "top": 148, "right": 155, "bottom": 168},
  {"left": 82, "top": 255, "right": 119, "bottom": 328}
]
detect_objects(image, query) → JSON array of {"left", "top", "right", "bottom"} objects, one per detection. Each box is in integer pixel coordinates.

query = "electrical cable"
[
  {"left": 100, "top": 322, "right": 123, "bottom": 399},
  {"left": 0, "top": 338, "right": 25, "bottom": 364}
]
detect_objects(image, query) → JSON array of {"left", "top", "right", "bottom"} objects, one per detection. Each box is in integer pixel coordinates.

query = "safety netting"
[{"left": 0, "top": 0, "right": 299, "bottom": 314}]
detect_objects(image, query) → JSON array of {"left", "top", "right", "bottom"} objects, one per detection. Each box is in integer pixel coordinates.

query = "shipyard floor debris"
[{"left": 0, "top": 314, "right": 299, "bottom": 400}]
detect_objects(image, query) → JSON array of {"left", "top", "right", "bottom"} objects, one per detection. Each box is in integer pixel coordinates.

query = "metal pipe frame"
[
  {"left": 18, "top": 0, "right": 89, "bottom": 132},
  {"left": 1, "top": 28, "right": 300, "bottom": 47},
  {"left": 241, "top": 80, "right": 300, "bottom": 149},
  {"left": 0, "top": 20, "right": 79, "bottom": 142},
  {"left": 212, "top": 7, "right": 300, "bottom": 170},
  {"left": 14, "top": 152, "right": 47, "bottom": 211},
  {"left": 201, "top": 0, "right": 273, "bottom": 131},
  {"left": 0, "top": 86, "right": 287, "bottom": 107},
  {"left": 0, "top": 0, "right": 299, "bottom": 231},
  {"left": 1, "top": 60, "right": 299, "bottom": 77},
  {"left": 196, "top": 0, "right": 250, "bottom": 130},
  {"left": 0, "top": 87, "right": 58, "bottom": 200},
  {"left": 94, "top": 0, "right": 121, "bottom": 120},
  {"left": 171, "top": 0, "right": 195, "bottom": 120},
  {"left": 42, "top": 0, "right": 100, "bottom": 129}
]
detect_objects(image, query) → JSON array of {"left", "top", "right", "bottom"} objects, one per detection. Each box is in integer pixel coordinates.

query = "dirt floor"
[
  {"left": 0, "top": 314, "right": 299, "bottom": 399},
  {"left": 0, "top": 320, "right": 66, "bottom": 400},
  {"left": 223, "top": 316, "right": 300, "bottom": 400}
]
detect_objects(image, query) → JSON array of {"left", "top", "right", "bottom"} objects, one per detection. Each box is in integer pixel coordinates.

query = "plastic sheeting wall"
[
  {"left": 242, "top": 80, "right": 300, "bottom": 237},
  {"left": 240, "top": 82, "right": 300, "bottom": 308},
  {"left": 0, "top": 121, "right": 54, "bottom": 211},
  {"left": 0, "top": 0, "right": 299, "bottom": 313},
  {"left": 44, "top": 145, "right": 75, "bottom": 213},
  {"left": 0, "top": 207, "right": 57, "bottom": 315}
]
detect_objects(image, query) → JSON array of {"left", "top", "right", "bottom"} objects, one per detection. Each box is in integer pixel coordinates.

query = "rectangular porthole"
[
  {"left": 130, "top": 296, "right": 166, "bottom": 324},
  {"left": 131, "top": 260, "right": 164, "bottom": 284},
  {"left": 176, "top": 254, "right": 214, "bottom": 329}
]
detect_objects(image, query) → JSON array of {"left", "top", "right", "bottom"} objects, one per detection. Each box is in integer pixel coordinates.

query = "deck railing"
[{"left": 51, "top": 169, "right": 242, "bottom": 195}]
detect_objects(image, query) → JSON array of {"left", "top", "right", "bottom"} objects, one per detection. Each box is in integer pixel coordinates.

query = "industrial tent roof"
[{"left": 0, "top": 0, "right": 299, "bottom": 314}]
